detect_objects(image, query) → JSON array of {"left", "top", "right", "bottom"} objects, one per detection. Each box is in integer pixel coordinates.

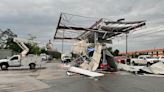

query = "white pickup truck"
[
  {"left": 0, "top": 37, "right": 46, "bottom": 70},
  {"left": 0, "top": 54, "right": 45, "bottom": 70},
  {"left": 158, "top": 56, "right": 164, "bottom": 62},
  {"left": 130, "top": 55, "right": 159, "bottom": 66}
]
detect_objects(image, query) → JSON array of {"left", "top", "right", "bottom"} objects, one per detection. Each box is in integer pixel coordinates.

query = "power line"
[
  {"left": 130, "top": 27, "right": 164, "bottom": 37},
  {"left": 62, "top": 12, "right": 100, "bottom": 20},
  {"left": 131, "top": 29, "right": 164, "bottom": 38},
  {"left": 114, "top": 28, "right": 164, "bottom": 39},
  {"left": 62, "top": 12, "right": 114, "bottom": 22},
  {"left": 113, "top": 29, "right": 164, "bottom": 43}
]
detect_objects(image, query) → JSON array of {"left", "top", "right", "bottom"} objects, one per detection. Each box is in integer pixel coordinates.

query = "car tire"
[
  {"left": 127, "top": 61, "right": 130, "bottom": 65},
  {"left": 67, "top": 59, "right": 71, "bottom": 63},
  {"left": 1, "top": 64, "right": 8, "bottom": 70},
  {"left": 147, "top": 62, "right": 151, "bottom": 67},
  {"left": 132, "top": 61, "right": 136, "bottom": 66},
  {"left": 29, "top": 63, "right": 36, "bottom": 69}
]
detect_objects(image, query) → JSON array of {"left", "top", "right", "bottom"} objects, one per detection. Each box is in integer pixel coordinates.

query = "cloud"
[{"left": 0, "top": 0, "right": 164, "bottom": 52}]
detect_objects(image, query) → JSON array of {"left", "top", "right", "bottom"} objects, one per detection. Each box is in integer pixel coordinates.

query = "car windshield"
[
  {"left": 154, "top": 57, "right": 159, "bottom": 59},
  {"left": 64, "top": 56, "right": 69, "bottom": 58},
  {"left": 146, "top": 56, "right": 153, "bottom": 59}
]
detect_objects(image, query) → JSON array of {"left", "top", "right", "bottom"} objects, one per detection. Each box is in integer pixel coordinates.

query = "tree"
[
  {"left": 6, "top": 40, "right": 41, "bottom": 55},
  {"left": 0, "top": 29, "right": 17, "bottom": 49},
  {"left": 5, "top": 40, "right": 22, "bottom": 53},
  {"left": 113, "top": 49, "right": 120, "bottom": 56},
  {"left": 1, "top": 29, "right": 42, "bottom": 55},
  {"left": 47, "top": 51, "right": 61, "bottom": 59},
  {"left": 26, "top": 43, "right": 41, "bottom": 55},
  {"left": 107, "top": 47, "right": 120, "bottom": 56},
  {"left": 26, "top": 34, "right": 41, "bottom": 55},
  {"left": 40, "top": 48, "right": 47, "bottom": 54}
]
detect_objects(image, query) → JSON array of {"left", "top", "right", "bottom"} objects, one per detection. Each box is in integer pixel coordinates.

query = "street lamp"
[{"left": 117, "top": 18, "right": 128, "bottom": 64}]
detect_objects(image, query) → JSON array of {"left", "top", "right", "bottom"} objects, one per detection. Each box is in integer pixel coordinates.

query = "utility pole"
[
  {"left": 62, "top": 29, "right": 65, "bottom": 53},
  {"left": 125, "top": 33, "right": 128, "bottom": 64}
]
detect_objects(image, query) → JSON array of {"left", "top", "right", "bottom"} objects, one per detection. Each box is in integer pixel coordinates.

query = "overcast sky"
[{"left": 0, "top": 0, "right": 164, "bottom": 52}]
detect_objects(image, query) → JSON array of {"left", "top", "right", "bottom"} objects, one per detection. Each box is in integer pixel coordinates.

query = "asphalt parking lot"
[{"left": 0, "top": 63, "right": 164, "bottom": 92}]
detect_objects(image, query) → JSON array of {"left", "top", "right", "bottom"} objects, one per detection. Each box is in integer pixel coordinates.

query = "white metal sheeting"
[
  {"left": 117, "top": 63, "right": 144, "bottom": 72},
  {"left": 141, "top": 62, "right": 164, "bottom": 74},
  {"left": 68, "top": 66, "right": 104, "bottom": 77},
  {"left": 72, "top": 40, "right": 87, "bottom": 55},
  {"left": 118, "top": 62, "right": 164, "bottom": 75},
  {"left": 88, "top": 44, "right": 102, "bottom": 71}
]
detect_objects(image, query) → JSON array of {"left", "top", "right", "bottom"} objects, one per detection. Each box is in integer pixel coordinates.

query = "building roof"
[{"left": 120, "top": 48, "right": 164, "bottom": 55}]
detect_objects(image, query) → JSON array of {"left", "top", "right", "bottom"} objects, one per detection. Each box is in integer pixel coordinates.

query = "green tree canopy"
[{"left": 113, "top": 49, "right": 120, "bottom": 56}]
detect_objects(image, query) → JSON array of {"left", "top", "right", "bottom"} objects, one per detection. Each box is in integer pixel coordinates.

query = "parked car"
[
  {"left": 40, "top": 53, "right": 47, "bottom": 61},
  {"left": 158, "top": 56, "right": 164, "bottom": 62},
  {"left": 130, "top": 55, "right": 159, "bottom": 66},
  {"left": 114, "top": 56, "right": 126, "bottom": 64},
  {"left": 61, "top": 53, "right": 72, "bottom": 63}
]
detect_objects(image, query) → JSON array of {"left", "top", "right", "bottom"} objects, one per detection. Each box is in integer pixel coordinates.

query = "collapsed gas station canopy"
[{"left": 54, "top": 13, "right": 146, "bottom": 43}]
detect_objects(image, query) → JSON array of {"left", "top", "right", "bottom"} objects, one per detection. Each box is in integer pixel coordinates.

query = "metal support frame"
[{"left": 94, "top": 32, "right": 98, "bottom": 44}]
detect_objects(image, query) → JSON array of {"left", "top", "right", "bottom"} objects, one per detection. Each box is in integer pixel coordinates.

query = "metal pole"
[
  {"left": 94, "top": 32, "right": 98, "bottom": 44},
  {"left": 62, "top": 29, "right": 65, "bottom": 53},
  {"left": 126, "top": 33, "right": 128, "bottom": 63},
  {"left": 62, "top": 39, "right": 63, "bottom": 53}
]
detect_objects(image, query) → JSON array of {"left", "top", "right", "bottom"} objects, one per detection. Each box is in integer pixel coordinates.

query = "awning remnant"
[
  {"left": 68, "top": 66, "right": 104, "bottom": 77},
  {"left": 54, "top": 13, "right": 146, "bottom": 43}
]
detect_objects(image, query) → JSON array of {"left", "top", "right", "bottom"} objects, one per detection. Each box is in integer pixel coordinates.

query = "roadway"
[{"left": 0, "top": 63, "right": 164, "bottom": 92}]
